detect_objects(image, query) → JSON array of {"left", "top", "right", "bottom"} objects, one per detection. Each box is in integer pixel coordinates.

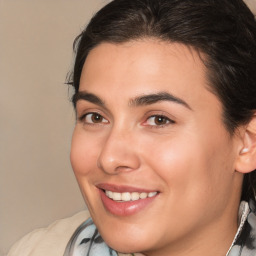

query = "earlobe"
[{"left": 235, "top": 115, "right": 256, "bottom": 174}]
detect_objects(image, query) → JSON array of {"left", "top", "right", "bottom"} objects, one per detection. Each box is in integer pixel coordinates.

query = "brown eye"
[
  {"left": 154, "top": 116, "right": 168, "bottom": 125},
  {"left": 84, "top": 113, "right": 108, "bottom": 124},
  {"left": 91, "top": 113, "right": 103, "bottom": 123},
  {"left": 146, "top": 115, "right": 173, "bottom": 126}
]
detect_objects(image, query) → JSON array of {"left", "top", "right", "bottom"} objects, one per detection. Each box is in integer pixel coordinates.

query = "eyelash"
[{"left": 78, "top": 112, "right": 175, "bottom": 128}]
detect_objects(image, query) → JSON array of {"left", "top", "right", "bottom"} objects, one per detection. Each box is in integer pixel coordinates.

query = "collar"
[
  {"left": 226, "top": 201, "right": 250, "bottom": 256},
  {"left": 227, "top": 199, "right": 256, "bottom": 256}
]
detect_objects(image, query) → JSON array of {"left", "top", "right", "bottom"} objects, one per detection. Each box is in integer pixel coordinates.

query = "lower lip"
[{"left": 99, "top": 189, "right": 158, "bottom": 216}]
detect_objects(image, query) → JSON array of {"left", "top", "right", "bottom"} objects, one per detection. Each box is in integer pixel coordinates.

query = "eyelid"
[{"left": 76, "top": 102, "right": 112, "bottom": 120}]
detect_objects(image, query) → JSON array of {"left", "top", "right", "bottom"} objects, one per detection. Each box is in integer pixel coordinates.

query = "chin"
[
  {"left": 105, "top": 240, "right": 146, "bottom": 254},
  {"left": 98, "top": 225, "right": 157, "bottom": 254}
]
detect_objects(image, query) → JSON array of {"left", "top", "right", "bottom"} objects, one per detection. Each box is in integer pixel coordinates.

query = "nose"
[{"left": 97, "top": 128, "right": 140, "bottom": 175}]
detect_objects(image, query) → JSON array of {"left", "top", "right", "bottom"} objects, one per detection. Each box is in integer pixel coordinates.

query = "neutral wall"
[
  {"left": 246, "top": 0, "right": 256, "bottom": 13},
  {"left": 0, "top": 1, "right": 109, "bottom": 255}
]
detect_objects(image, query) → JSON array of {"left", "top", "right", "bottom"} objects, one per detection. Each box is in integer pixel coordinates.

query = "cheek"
[
  {"left": 70, "top": 128, "right": 99, "bottom": 177},
  {"left": 144, "top": 134, "right": 204, "bottom": 181},
  {"left": 143, "top": 135, "right": 233, "bottom": 234},
  {"left": 144, "top": 131, "right": 232, "bottom": 202},
  {"left": 70, "top": 128, "right": 102, "bottom": 208}
]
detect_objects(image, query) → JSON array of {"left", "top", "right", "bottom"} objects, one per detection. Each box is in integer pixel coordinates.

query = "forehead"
[
  {"left": 79, "top": 40, "right": 220, "bottom": 112},
  {"left": 82, "top": 40, "right": 206, "bottom": 82}
]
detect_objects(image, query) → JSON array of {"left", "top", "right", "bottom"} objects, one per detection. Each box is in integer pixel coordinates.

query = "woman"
[{"left": 65, "top": 0, "right": 256, "bottom": 255}]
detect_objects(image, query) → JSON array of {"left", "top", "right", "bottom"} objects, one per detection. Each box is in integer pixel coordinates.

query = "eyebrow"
[
  {"left": 73, "top": 91, "right": 192, "bottom": 110},
  {"left": 130, "top": 92, "right": 192, "bottom": 110},
  {"left": 72, "top": 91, "right": 105, "bottom": 108}
]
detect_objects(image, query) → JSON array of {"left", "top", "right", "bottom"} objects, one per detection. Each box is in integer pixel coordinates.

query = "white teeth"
[
  {"left": 121, "top": 192, "right": 131, "bottom": 201},
  {"left": 131, "top": 192, "right": 140, "bottom": 201},
  {"left": 106, "top": 190, "right": 113, "bottom": 199},
  {"left": 104, "top": 190, "right": 158, "bottom": 201},
  {"left": 148, "top": 192, "right": 157, "bottom": 198},
  {"left": 139, "top": 192, "right": 147, "bottom": 199},
  {"left": 112, "top": 192, "right": 122, "bottom": 201}
]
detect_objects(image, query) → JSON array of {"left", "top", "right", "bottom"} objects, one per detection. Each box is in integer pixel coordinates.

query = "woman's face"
[{"left": 71, "top": 40, "right": 243, "bottom": 255}]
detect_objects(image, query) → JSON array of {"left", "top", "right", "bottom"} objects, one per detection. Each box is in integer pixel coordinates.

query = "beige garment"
[{"left": 7, "top": 210, "right": 90, "bottom": 256}]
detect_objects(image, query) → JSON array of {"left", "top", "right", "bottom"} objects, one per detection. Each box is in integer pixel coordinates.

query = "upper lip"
[{"left": 96, "top": 183, "right": 158, "bottom": 193}]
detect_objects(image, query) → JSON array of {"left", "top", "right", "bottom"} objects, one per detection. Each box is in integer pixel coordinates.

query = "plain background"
[
  {"left": 0, "top": 1, "right": 110, "bottom": 255},
  {"left": 0, "top": 0, "right": 255, "bottom": 255}
]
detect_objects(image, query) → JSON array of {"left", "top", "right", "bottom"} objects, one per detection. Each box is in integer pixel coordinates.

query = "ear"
[{"left": 235, "top": 114, "right": 256, "bottom": 174}]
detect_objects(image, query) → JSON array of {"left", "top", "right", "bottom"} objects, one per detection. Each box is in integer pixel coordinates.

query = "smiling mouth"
[
  {"left": 104, "top": 190, "right": 158, "bottom": 202},
  {"left": 98, "top": 185, "right": 159, "bottom": 216}
]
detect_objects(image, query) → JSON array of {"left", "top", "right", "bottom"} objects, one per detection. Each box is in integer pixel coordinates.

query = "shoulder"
[{"left": 7, "top": 210, "right": 90, "bottom": 256}]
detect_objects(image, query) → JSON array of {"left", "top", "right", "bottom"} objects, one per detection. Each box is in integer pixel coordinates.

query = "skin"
[{"left": 70, "top": 40, "right": 245, "bottom": 256}]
